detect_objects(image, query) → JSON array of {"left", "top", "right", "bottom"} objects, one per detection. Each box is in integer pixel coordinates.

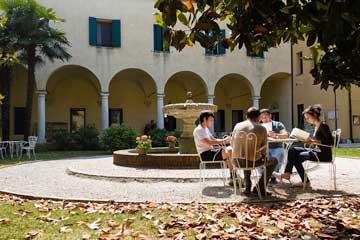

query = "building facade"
[
  {"left": 292, "top": 41, "right": 360, "bottom": 142},
  {"left": 3, "top": 0, "right": 294, "bottom": 143}
]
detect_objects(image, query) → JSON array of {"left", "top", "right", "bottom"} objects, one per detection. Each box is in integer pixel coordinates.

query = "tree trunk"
[
  {"left": 0, "top": 66, "right": 12, "bottom": 140},
  {"left": 24, "top": 46, "right": 36, "bottom": 140}
]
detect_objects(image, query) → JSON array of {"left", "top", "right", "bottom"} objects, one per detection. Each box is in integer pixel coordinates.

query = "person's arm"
[{"left": 201, "top": 137, "right": 229, "bottom": 146}]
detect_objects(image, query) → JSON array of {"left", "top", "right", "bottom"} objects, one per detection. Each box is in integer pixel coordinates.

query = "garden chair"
[
  {"left": 231, "top": 129, "right": 267, "bottom": 199},
  {"left": 303, "top": 129, "right": 342, "bottom": 190},
  {"left": 198, "top": 135, "right": 229, "bottom": 187},
  {"left": 0, "top": 138, "right": 7, "bottom": 160},
  {"left": 20, "top": 136, "right": 38, "bottom": 159}
]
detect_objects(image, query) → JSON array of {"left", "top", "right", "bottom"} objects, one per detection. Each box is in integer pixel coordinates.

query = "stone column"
[
  {"left": 157, "top": 93, "right": 165, "bottom": 129},
  {"left": 252, "top": 96, "right": 261, "bottom": 109},
  {"left": 101, "top": 92, "right": 109, "bottom": 130},
  {"left": 208, "top": 95, "right": 215, "bottom": 134},
  {"left": 37, "top": 90, "right": 47, "bottom": 143}
]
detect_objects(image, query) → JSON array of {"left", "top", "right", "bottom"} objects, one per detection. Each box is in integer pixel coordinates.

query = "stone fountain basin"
[
  {"left": 163, "top": 103, "right": 217, "bottom": 118},
  {"left": 113, "top": 147, "right": 200, "bottom": 169}
]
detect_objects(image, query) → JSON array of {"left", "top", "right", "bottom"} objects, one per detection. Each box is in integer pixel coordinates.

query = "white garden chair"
[
  {"left": 231, "top": 130, "right": 267, "bottom": 199},
  {"left": 20, "top": 136, "right": 38, "bottom": 159},
  {"left": 198, "top": 136, "right": 229, "bottom": 187},
  {"left": 303, "top": 129, "right": 342, "bottom": 190},
  {"left": 0, "top": 138, "right": 7, "bottom": 160}
]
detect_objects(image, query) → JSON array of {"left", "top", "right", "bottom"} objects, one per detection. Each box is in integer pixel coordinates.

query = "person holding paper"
[
  {"left": 260, "top": 109, "right": 288, "bottom": 183},
  {"left": 274, "top": 105, "right": 334, "bottom": 188}
]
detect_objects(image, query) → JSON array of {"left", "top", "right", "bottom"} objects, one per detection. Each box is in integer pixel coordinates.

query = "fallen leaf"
[
  {"left": 0, "top": 218, "right": 10, "bottom": 224},
  {"left": 59, "top": 226, "right": 73, "bottom": 233},
  {"left": 25, "top": 230, "right": 43, "bottom": 240},
  {"left": 108, "top": 219, "right": 120, "bottom": 229}
]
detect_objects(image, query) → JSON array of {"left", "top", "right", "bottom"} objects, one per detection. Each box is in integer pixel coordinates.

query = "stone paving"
[{"left": 0, "top": 156, "right": 358, "bottom": 203}]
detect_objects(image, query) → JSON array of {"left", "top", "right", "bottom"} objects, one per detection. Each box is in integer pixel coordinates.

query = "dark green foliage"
[
  {"left": 154, "top": 0, "right": 360, "bottom": 90},
  {"left": 101, "top": 125, "right": 137, "bottom": 152}
]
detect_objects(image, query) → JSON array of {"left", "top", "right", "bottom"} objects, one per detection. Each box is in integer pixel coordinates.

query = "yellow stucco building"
[{"left": 1, "top": 0, "right": 359, "bottom": 143}]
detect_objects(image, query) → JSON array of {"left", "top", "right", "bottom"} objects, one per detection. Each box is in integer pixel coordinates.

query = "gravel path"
[{"left": 0, "top": 156, "right": 358, "bottom": 203}]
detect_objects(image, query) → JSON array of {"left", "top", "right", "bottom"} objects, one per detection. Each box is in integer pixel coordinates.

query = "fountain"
[
  {"left": 113, "top": 92, "right": 217, "bottom": 168},
  {"left": 163, "top": 92, "right": 217, "bottom": 154}
]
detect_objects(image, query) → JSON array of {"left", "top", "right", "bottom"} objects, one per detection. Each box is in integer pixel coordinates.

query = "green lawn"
[
  {"left": 336, "top": 148, "right": 360, "bottom": 158},
  {"left": 0, "top": 194, "right": 358, "bottom": 239},
  {"left": 0, "top": 151, "right": 110, "bottom": 168}
]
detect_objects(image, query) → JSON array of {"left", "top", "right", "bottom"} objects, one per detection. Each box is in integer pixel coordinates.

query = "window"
[
  {"left": 205, "top": 29, "right": 226, "bottom": 55},
  {"left": 89, "top": 17, "right": 121, "bottom": 47},
  {"left": 247, "top": 49, "right": 265, "bottom": 58},
  {"left": 109, "top": 108, "right": 123, "bottom": 126},
  {"left": 153, "top": 24, "right": 169, "bottom": 52},
  {"left": 97, "top": 21, "right": 113, "bottom": 47},
  {"left": 297, "top": 104, "right": 304, "bottom": 129},
  {"left": 14, "top": 107, "right": 25, "bottom": 135},
  {"left": 70, "top": 108, "right": 85, "bottom": 133},
  {"left": 232, "top": 110, "right": 243, "bottom": 129},
  {"left": 215, "top": 110, "right": 225, "bottom": 132},
  {"left": 165, "top": 116, "right": 176, "bottom": 132},
  {"left": 297, "top": 52, "right": 303, "bottom": 75}
]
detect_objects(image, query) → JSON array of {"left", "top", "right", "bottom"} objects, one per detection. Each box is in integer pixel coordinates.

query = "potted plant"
[
  {"left": 166, "top": 135, "right": 177, "bottom": 148},
  {"left": 136, "top": 135, "right": 152, "bottom": 155}
]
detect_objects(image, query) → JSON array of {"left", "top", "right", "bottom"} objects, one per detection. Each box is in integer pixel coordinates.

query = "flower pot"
[
  {"left": 168, "top": 142, "right": 176, "bottom": 148},
  {"left": 137, "top": 148, "right": 147, "bottom": 155}
]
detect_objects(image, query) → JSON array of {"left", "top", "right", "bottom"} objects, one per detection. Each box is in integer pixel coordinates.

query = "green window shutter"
[
  {"left": 205, "top": 30, "right": 213, "bottom": 55},
  {"left": 259, "top": 49, "right": 264, "bottom": 58},
  {"left": 218, "top": 29, "right": 226, "bottom": 55},
  {"left": 89, "top": 17, "right": 97, "bottom": 46},
  {"left": 112, "top": 19, "right": 121, "bottom": 48},
  {"left": 153, "top": 24, "right": 162, "bottom": 51}
]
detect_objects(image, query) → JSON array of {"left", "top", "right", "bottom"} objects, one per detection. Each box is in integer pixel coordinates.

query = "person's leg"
[
  {"left": 274, "top": 147, "right": 303, "bottom": 181},
  {"left": 294, "top": 151, "right": 317, "bottom": 183},
  {"left": 243, "top": 170, "right": 251, "bottom": 193},
  {"left": 222, "top": 146, "right": 233, "bottom": 171},
  {"left": 258, "top": 157, "right": 278, "bottom": 194},
  {"left": 273, "top": 148, "right": 285, "bottom": 173}
]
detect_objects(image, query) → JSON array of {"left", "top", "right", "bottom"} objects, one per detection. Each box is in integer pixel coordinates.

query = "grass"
[
  {"left": 336, "top": 147, "right": 360, "bottom": 158},
  {"left": 0, "top": 151, "right": 110, "bottom": 168},
  {"left": 0, "top": 195, "right": 358, "bottom": 239}
]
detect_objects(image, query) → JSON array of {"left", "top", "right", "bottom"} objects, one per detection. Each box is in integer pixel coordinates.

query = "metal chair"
[
  {"left": 198, "top": 136, "right": 229, "bottom": 187},
  {"left": 303, "top": 129, "right": 342, "bottom": 190},
  {"left": 20, "top": 136, "right": 38, "bottom": 159},
  {"left": 0, "top": 138, "right": 7, "bottom": 160},
  {"left": 231, "top": 130, "right": 267, "bottom": 199}
]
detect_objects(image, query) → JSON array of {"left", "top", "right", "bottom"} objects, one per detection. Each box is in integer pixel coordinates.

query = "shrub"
[
  {"left": 149, "top": 128, "right": 182, "bottom": 147},
  {"left": 52, "top": 126, "right": 100, "bottom": 151},
  {"left": 148, "top": 128, "right": 168, "bottom": 147},
  {"left": 101, "top": 125, "right": 137, "bottom": 152},
  {"left": 71, "top": 126, "right": 100, "bottom": 150},
  {"left": 52, "top": 129, "right": 72, "bottom": 150}
]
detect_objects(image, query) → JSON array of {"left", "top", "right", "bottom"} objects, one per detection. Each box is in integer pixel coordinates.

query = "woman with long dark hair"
[{"left": 274, "top": 104, "right": 334, "bottom": 188}]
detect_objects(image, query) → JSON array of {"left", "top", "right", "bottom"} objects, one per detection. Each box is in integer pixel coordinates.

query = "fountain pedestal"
[{"left": 163, "top": 92, "right": 218, "bottom": 154}]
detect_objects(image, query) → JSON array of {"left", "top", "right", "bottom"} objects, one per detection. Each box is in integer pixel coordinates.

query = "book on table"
[{"left": 290, "top": 128, "right": 310, "bottom": 142}]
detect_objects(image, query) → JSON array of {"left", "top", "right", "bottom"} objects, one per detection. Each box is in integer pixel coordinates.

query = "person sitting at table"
[
  {"left": 273, "top": 104, "right": 334, "bottom": 188},
  {"left": 193, "top": 111, "right": 234, "bottom": 185},
  {"left": 232, "top": 107, "right": 278, "bottom": 197},
  {"left": 260, "top": 109, "right": 289, "bottom": 184}
]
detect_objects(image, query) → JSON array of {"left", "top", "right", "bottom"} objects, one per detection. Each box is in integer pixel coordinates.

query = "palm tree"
[
  {"left": 0, "top": 15, "right": 18, "bottom": 140},
  {"left": 0, "top": 0, "right": 71, "bottom": 140}
]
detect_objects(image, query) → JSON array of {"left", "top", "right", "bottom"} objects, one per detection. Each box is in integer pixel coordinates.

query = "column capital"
[
  {"left": 157, "top": 93, "right": 165, "bottom": 98},
  {"left": 207, "top": 94, "right": 215, "bottom": 99},
  {"left": 100, "top": 92, "right": 110, "bottom": 97},
  {"left": 36, "top": 90, "right": 47, "bottom": 96},
  {"left": 252, "top": 95, "right": 261, "bottom": 100}
]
